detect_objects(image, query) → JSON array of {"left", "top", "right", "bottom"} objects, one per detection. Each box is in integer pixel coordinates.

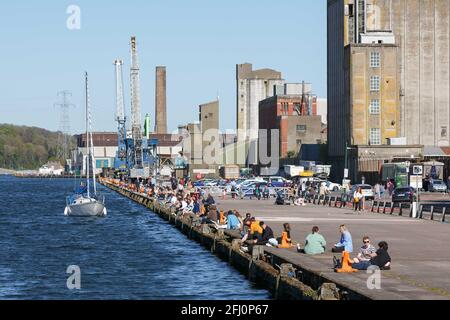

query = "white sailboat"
[{"left": 64, "top": 72, "right": 107, "bottom": 217}]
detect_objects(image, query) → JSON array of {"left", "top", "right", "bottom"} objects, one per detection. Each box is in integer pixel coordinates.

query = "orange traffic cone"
[
  {"left": 335, "top": 251, "right": 358, "bottom": 273},
  {"left": 278, "top": 232, "right": 293, "bottom": 249}
]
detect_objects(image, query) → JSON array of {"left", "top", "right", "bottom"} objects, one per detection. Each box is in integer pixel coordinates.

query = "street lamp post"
[{"left": 344, "top": 140, "right": 350, "bottom": 182}]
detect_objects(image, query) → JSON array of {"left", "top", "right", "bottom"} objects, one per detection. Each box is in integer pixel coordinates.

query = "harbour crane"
[
  {"left": 114, "top": 59, "right": 127, "bottom": 171},
  {"left": 112, "top": 37, "right": 159, "bottom": 180}
]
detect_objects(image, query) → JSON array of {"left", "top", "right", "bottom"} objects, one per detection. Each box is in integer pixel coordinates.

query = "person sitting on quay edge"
[
  {"left": 352, "top": 241, "right": 391, "bottom": 271},
  {"left": 192, "top": 198, "right": 200, "bottom": 215},
  {"left": 241, "top": 217, "right": 263, "bottom": 244},
  {"left": 234, "top": 211, "right": 244, "bottom": 228},
  {"left": 301, "top": 226, "right": 327, "bottom": 255},
  {"left": 226, "top": 210, "right": 241, "bottom": 231},
  {"left": 352, "top": 236, "right": 376, "bottom": 263},
  {"left": 243, "top": 213, "right": 252, "bottom": 225},
  {"left": 203, "top": 193, "right": 215, "bottom": 211},
  {"left": 277, "top": 223, "right": 293, "bottom": 246},
  {"left": 253, "top": 221, "right": 278, "bottom": 247},
  {"left": 203, "top": 205, "right": 219, "bottom": 225},
  {"left": 332, "top": 225, "right": 353, "bottom": 253}
]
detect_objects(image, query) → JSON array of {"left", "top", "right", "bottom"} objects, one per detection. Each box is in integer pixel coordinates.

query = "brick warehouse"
[{"left": 259, "top": 95, "right": 325, "bottom": 159}]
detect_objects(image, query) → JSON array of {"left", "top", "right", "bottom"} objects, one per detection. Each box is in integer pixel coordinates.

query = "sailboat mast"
[
  {"left": 91, "top": 127, "right": 97, "bottom": 195},
  {"left": 85, "top": 72, "right": 90, "bottom": 198}
]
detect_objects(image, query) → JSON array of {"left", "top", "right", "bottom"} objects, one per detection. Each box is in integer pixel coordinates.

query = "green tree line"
[{"left": 0, "top": 124, "right": 75, "bottom": 170}]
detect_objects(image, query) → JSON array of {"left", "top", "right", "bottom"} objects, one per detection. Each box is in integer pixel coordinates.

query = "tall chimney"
[{"left": 155, "top": 66, "right": 167, "bottom": 134}]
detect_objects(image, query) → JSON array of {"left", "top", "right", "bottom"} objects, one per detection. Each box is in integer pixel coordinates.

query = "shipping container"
[{"left": 219, "top": 165, "right": 240, "bottom": 180}]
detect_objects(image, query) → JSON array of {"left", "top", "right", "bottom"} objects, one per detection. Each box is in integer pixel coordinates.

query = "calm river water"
[{"left": 0, "top": 176, "right": 270, "bottom": 300}]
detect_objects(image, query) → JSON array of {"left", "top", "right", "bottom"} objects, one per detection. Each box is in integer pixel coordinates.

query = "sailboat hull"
[{"left": 65, "top": 198, "right": 106, "bottom": 217}]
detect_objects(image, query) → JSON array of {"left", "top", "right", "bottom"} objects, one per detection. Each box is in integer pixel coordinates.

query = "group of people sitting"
[
  {"left": 330, "top": 225, "right": 391, "bottom": 270},
  {"left": 120, "top": 178, "right": 392, "bottom": 273},
  {"left": 221, "top": 210, "right": 392, "bottom": 271}
]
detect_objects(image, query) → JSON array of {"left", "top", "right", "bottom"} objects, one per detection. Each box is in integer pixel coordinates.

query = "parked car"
[
  {"left": 347, "top": 184, "right": 375, "bottom": 200},
  {"left": 321, "top": 181, "right": 342, "bottom": 192},
  {"left": 429, "top": 179, "right": 448, "bottom": 192},
  {"left": 263, "top": 176, "right": 292, "bottom": 188},
  {"left": 239, "top": 181, "right": 270, "bottom": 198},
  {"left": 237, "top": 179, "right": 265, "bottom": 189},
  {"left": 392, "top": 187, "right": 417, "bottom": 203},
  {"left": 193, "top": 179, "right": 217, "bottom": 187},
  {"left": 307, "top": 177, "right": 327, "bottom": 185}
]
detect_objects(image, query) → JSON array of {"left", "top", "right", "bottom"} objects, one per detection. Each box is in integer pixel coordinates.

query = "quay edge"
[{"left": 100, "top": 180, "right": 372, "bottom": 301}]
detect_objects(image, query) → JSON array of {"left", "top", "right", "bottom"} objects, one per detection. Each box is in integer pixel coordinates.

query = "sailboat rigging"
[{"left": 64, "top": 72, "right": 107, "bottom": 217}]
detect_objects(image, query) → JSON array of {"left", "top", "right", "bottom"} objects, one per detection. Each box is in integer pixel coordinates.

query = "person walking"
[
  {"left": 254, "top": 184, "right": 262, "bottom": 200},
  {"left": 353, "top": 187, "right": 363, "bottom": 212},
  {"left": 387, "top": 180, "right": 395, "bottom": 197},
  {"left": 375, "top": 183, "right": 381, "bottom": 200},
  {"left": 301, "top": 181, "right": 307, "bottom": 198}
]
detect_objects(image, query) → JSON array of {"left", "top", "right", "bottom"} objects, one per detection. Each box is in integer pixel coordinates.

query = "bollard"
[
  {"left": 430, "top": 206, "right": 434, "bottom": 221},
  {"left": 377, "top": 201, "right": 381, "bottom": 213},
  {"left": 390, "top": 202, "right": 395, "bottom": 215},
  {"left": 399, "top": 203, "right": 403, "bottom": 216},
  {"left": 382, "top": 202, "right": 387, "bottom": 214},
  {"left": 442, "top": 207, "right": 447, "bottom": 223}
]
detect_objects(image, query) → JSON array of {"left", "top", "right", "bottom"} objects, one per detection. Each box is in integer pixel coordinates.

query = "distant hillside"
[{"left": 0, "top": 124, "right": 75, "bottom": 170}]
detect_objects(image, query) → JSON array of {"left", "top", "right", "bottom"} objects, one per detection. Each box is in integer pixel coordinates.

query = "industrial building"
[
  {"left": 72, "top": 132, "right": 118, "bottom": 175},
  {"left": 236, "top": 63, "right": 284, "bottom": 165},
  {"left": 178, "top": 100, "right": 237, "bottom": 178},
  {"left": 259, "top": 89, "right": 325, "bottom": 163},
  {"left": 199, "top": 99, "right": 220, "bottom": 156},
  {"left": 327, "top": 0, "right": 449, "bottom": 183}
]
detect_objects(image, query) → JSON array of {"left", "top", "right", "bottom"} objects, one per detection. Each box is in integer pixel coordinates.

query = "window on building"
[
  {"left": 348, "top": 4, "right": 354, "bottom": 16},
  {"left": 370, "top": 52, "right": 380, "bottom": 68},
  {"left": 296, "top": 139, "right": 302, "bottom": 146},
  {"left": 369, "top": 99, "right": 380, "bottom": 114},
  {"left": 283, "top": 103, "right": 289, "bottom": 115},
  {"left": 442, "top": 127, "right": 448, "bottom": 138},
  {"left": 296, "top": 125, "right": 307, "bottom": 134},
  {"left": 370, "top": 128, "right": 381, "bottom": 145},
  {"left": 293, "top": 103, "right": 301, "bottom": 115},
  {"left": 370, "top": 76, "right": 380, "bottom": 92}
]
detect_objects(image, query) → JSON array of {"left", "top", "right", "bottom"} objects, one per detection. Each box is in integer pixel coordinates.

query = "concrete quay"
[
  {"left": 101, "top": 181, "right": 450, "bottom": 300},
  {"left": 218, "top": 198, "right": 450, "bottom": 300}
]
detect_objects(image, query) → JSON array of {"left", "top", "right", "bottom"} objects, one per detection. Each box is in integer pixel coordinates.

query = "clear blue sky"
[{"left": 0, "top": 0, "right": 326, "bottom": 134}]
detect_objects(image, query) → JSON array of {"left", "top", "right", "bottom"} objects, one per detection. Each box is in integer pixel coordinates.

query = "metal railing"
[{"left": 304, "top": 193, "right": 449, "bottom": 224}]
